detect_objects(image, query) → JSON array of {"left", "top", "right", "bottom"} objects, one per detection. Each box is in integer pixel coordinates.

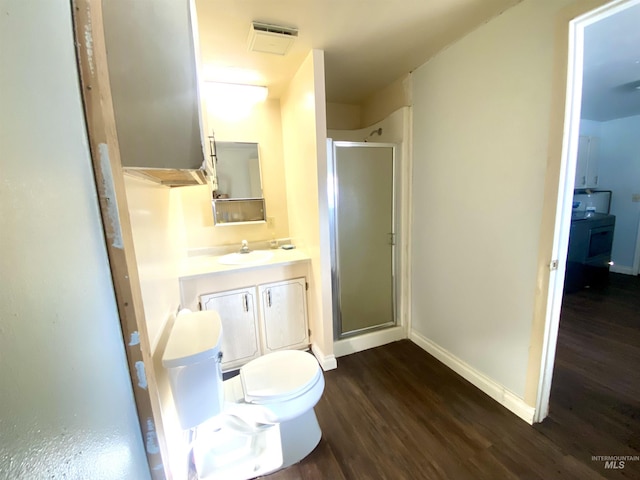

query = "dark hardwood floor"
[
  {"left": 263, "top": 273, "right": 640, "bottom": 480},
  {"left": 534, "top": 273, "right": 640, "bottom": 479}
]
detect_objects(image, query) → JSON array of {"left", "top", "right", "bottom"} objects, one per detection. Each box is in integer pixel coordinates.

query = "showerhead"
[{"left": 363, "top": 127, "right": 383, "bottom": 142}]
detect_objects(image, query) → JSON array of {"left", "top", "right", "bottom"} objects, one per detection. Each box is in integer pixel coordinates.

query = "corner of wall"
[
  {"left": 311, "top": 342, "right": 337, "bottom": 371},
  {"left": 281, "top": 49, "right": 335, "bottom": 364},
  {"left": 360, "top": 73, "right": 412, "bottom": 127},
  {"left": 326, "top": 102, "right": 362, "bottom": 130},
  {"left": 410, "top": 330, "right": 535, "bottom": 424}
]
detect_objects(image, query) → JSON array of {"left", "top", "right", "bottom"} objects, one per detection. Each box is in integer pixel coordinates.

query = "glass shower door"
[{"left": 331, "top": 142, "right": 396, "bottom": 338}]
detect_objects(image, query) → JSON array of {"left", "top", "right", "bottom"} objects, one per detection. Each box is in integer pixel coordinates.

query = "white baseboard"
[
  {"left": 610, "top": 264, "right": 635, "bottom": 275},
  {"left": 409, "top": 330, "right": 535, "bottom": 424},
  {"left": 311, "top": 343, "right": 337, "bottom": 371},
  {"left": 333, "top": 326, "right": 406, "bottom": 358}
]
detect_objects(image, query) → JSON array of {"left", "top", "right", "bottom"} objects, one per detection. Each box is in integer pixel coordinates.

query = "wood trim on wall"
[{"left": 70, "top": 1, "right": 167, "bottom": 478}]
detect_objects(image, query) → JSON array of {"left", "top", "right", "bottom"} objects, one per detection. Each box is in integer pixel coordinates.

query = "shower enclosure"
[{"left": 328, "top": 141, "right": 397, "bottom": 339}]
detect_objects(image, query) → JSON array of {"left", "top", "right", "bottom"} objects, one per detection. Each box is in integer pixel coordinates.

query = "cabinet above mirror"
[{"left": 213, "top": 142, "right": 263, "bottom": 199}]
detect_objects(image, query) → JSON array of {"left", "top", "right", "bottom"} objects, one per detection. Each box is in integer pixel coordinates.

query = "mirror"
[
  {"left": 213, "top": 142, "right": 263, "bottom": 199},
  {"left": 211, "top": 141, "right": 266, "bottom": 225}
]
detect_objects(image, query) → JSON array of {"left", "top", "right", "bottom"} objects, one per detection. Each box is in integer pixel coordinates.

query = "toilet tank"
[{"left": 162, "top": 310, "right": 224, "bottom": 429}]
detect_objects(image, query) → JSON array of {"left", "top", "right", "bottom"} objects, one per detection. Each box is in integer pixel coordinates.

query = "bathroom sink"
[{"left": 218, "top": 250, "right": 274, "bottom": 265}]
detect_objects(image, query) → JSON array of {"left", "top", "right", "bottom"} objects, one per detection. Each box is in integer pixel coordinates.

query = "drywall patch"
[
  {"left": 134, "top": 360, "right": 147, "bottom": 389},
  {"left": 83, "top": 21, "right": 95, "bottom": 76},
  {"left": 145, "top": 418, "right": 160, "bottom": 455},
  {"left": 98, "top": 143, "right": 123, "bottom": 249},
  {"left": 128, "top": 331, "right": 140, "bottom": 346}
]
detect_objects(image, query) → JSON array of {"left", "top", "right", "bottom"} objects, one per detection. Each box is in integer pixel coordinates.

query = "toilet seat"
[
  {"left": 221, "top": 350, "right": 325, "bottom": 424},
  {"left": 240, "top": 350, "right": 322, "bottom": 404}
]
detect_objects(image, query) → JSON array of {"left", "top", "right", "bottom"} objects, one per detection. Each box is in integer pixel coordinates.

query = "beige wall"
[
  {"left": 124, "top": 176, "right": 190, "bottom": 478},
  {"left": 1, "top": 1, "right": 150, "bottom": 477},
  {"left": 175, "top": 98, "right": 289, "bottom": 251},
  {"left": 281, "top": 50, "right": 335, "bottom": 367},
  {"left": 361, "top": 74, "right": 412, "bottom": 128},
  {"left": 410, "top": 0, "right": 607, "bottom": 403},
  {"left": 125, "top": 177, "right": 185, "bottom": 351},
  {"left": 327, "top": 74, "right": 411, "bottom": 131},
  {"left": 326, "top": 102, "right": 361, "bottom": 130},
  {"left": 328, "top": 106, "right": 407, "bottom": 143}
]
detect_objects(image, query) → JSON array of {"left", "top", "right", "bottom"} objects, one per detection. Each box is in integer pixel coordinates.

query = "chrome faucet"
[{"left": 239, "top": 239, "right": 251, "bottom": 254}]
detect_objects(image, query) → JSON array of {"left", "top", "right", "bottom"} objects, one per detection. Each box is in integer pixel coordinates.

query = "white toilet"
[{"left": 162, "top": 310, "right": 325, "bottom": 479}]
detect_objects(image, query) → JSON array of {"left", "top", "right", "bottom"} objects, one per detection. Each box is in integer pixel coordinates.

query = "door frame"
[
  {"left": 535, "top": 0, "right": 640, "bottom": 422},
  {"left": 328, "top": 141, "right": 399, "bottom": 340}
]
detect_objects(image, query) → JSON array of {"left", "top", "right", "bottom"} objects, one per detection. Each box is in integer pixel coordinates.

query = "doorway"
[
  {"left": 536, "top": 0, "right": 640, "bottom": 422},
  {"left": 328, "top": 142, "right": 397, "bottom": 340}
]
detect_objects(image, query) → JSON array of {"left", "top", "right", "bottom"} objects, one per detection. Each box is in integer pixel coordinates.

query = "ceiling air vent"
[{"left": 248, "top": 22, "right": 298, "bottom": 56}]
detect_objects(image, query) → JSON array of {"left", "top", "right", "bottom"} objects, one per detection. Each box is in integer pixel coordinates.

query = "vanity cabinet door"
[
  {"left": 200, "top": 288, "right": 260, "bottom": 370},
  {"left": 259, "top": 278, "right": 309, "bottom": 353}
]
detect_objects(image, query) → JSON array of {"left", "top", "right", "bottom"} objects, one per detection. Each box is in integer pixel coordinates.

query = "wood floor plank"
[{"left": 261, "top": 273, "right": 640, "bottom": 479}]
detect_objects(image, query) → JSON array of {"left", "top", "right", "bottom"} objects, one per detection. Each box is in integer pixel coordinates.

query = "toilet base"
[
  {"left": 272, "top": 408, "right": 322, "bottom": 472},
  {"left": 191, "top": 419, "right": 283, "bottom": 480},
  {"left": 190, "top": 407, "right": 322, "bottom": 479}
]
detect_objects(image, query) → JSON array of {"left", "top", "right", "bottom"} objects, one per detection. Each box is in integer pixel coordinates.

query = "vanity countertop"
[{"left": 179, "top": 248, "right": 312, "bottom": 279}]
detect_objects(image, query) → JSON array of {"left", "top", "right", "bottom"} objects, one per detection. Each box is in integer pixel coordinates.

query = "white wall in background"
[{"left": 598, "top": 115, "right": 640, "bottom": 272}]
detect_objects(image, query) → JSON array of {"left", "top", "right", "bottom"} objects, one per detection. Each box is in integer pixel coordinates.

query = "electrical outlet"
[
  {"left": 267, "top": 217, "right": 276, "bottom": 229},
  {"left": 632, "top": 193, "right": 640, "bottom": 203}
]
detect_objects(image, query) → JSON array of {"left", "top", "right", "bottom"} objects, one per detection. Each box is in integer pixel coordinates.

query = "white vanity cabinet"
[
  {"left": 200, "top": 288, "right": 261, "bottom": 368},
  {"left": 179, "top": 252, "right": 312, "bottom": 371},
  {"left": 200, "top": 279, "right": 309, "bottom": 370},
  {"left": 259, "top": 278, "right": 309, "bottom": 353},
  {"left": 575, "top": 135, "right": 600, "bottom": 189}
]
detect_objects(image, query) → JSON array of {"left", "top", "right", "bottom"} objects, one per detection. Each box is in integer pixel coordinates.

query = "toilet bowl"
[
  {"left": 162, "top": 310, "right": 324, "bottom": 479},
  {"left": 224, "top": 350, "right": 325, "bottom": 423}
]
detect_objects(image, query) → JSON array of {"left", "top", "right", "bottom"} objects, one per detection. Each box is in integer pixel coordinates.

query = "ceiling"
[
  {"left": 195, "top": 0, "right": 522, "bottom": 104},
  {"left": 581, "top": 2, "right": 640, "bottom": 121},
  {"left": 194, "top": 0, "right": 640, "bottom": 119}
]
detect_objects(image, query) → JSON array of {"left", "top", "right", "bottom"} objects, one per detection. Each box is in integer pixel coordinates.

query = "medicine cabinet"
[{"left": 212, "top": 142, "right": 266, "bottom": 225}]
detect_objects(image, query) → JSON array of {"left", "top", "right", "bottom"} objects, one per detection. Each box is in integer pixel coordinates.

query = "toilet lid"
[{"left": 240, "top": 350, "right": 321, "bottom": 404}]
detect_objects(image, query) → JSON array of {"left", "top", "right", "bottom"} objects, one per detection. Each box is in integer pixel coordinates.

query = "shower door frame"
[{"left": 329, "top": 141, "right": 398, "bottom": 340}]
